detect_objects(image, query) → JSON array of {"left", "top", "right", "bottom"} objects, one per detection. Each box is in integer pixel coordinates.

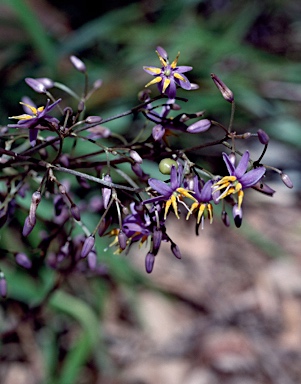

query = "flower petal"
[
  {"left": 240, "top": 166, "right": 266, "bottom": 188},
  {"left": 222, "top": 152, "right": 235, "bottom": 175},
  {"left": 235, "top": 151, "right": 250, "bottom": 179},
  {"left": 148, "top": 178, "right": 173, "bottom": 196},
  {"left": 176, "top": 66, "right": 193, "bottom": 73}
]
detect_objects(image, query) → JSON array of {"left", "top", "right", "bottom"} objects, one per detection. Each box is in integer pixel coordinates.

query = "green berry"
[{"left": 159, "top": 158, "right": 178, "bottom": 175}]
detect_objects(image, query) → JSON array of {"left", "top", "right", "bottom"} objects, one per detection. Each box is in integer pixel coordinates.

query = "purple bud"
[
  {"left": 211, "top": 73, "right": 234, "bottom": 102},
  {"left": 85, "top": 116, "right": 103, "bottom": 124},
  {"left": 152, "top": 228, "right": 162, "bottom": 255},
  {"left": 36, "top": 77, "right": 54, "bottom": 89},
  {"left": 81, "top": 236, "right": 95, "bottom": 258},
  {"left": 32, "top": 191, "right": 41, "bottom": 205},
  {"left": 22, "top": 216, "right": 36, "bottom": 236},
  {"left": 145, "top": 252, "right": 155, "bottom": 273},
  {"left": 54, "top": 196, "right": 65, "bottom": 216},
  {"left": 242, "top": 132, "right": 251, "bottom": 139},
  {"left": 232, "top": 204, "right": 242, "bottom": 228},
  {"left": 93, "top": 79, "right": 103, "bottom": 89},
  {"left": 257, "top": 129, "right": 270, "bottom": 145},
  {"left": 87, "top": 250, "right": 97, "bottom": 270},
  {"left": 190, "top": 83, "right": 200, "bottom": 91},
  {"left": 281, "top": 173, "right": 293, "bottom": 189},
  {"left": 130, "top": 150, "right": 143, "bottom": 164},
  {"left": 171, "top": 243, "right": 182, "bottom": 259},
  {"left": 0, "top": 272, "right": 7, "bottom": 298},
  {"left": 25, "top": 77, "right": 46, "bottom": 94},
  {"left": 186, "top": 119, "right": 211, "bottom": 133},
  {"left": 221, "top": 211, "right": 230, "bottom": 227},
  {"left": 118, "top": 230, "right": 127, "bottom": 250},
  {"left": 98, "top": 217, "right": 111, "bottom": 237},
  {"left": 70, "top": 55, "right": 86, "bottom": 73},
  {"left": 102, "top": 175, "right": 112, "bottom": 209},
  {"left": 131, "top": 163, "right": 149, "bottom": 181},
  {"left": 29, "top": 191, "right": 40, "bottom": 225},
  {"left": 152, "top": 124, "right": 165, "bottom": 141},
  {"left": 71, "top": 204, "right": 81, "bottom": 221},
  {"left": 15, "top": 253, "right": 32, "bottom": 269},
  {"left": 77, "top": 100, "right": 85, "bottom": 113}
]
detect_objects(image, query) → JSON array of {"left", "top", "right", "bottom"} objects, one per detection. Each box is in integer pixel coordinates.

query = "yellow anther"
[
  {"left": 156, "top": 51, "right": 167, "bottom": 67},
  {"left": 237, "top": 190, "right": 244, "bottom": 209},
  {"left": 176, "top": 187, "right": 197, "bottom": 201},
  {"left": 171, "top": 52, "right": 180, "bottom": 68},
  {"left": 144, "top": 66, "right": 162, "bottom": 75},
  {"left": 162, "top": 78, "right": 171, "bottom": 93},
  {"left": 174, "top": 72, "right": 185, "bottom": 82},
  {"left": 145, "top": 76, "right": 162, "bottom": 88},
  {"left": 197, "top": 203, "right": 206, "bottom": 224}
]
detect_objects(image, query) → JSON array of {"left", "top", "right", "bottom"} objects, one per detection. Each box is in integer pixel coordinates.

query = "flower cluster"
[{"left": 0, "top": 46, "right": 293, "bottom": 289}]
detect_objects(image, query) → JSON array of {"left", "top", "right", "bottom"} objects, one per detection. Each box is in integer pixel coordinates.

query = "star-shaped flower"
[
  {"left": 186, "top": 177, "right": 214, "bottom": 225},
  {"left": 8, "top": 98, "right": 61, "bottom": 146},
  {"left": 143, "top": 46, "right": 193, "bottom": 99},
  {"left": 212, "top": 151, "right": 266, "bottom": 211},
  {"left": 143, "top": 164, "right": 196, "bottom": 219}
]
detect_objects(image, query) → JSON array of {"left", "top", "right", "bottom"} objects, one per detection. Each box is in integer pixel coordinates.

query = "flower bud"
[
  {"left": 221, "top": 210, "right": 230, "bottom": 227},
  {"left": 98, "top": 217, "right": 111, "bottom": 237},
  {"left": 171, "top": 243, "right": 182, "bottom": 259},
  {"left": 85, "top": 116, "right": 103, "bottom": 124},
  {"left": 36, "top": 77, "right": 54, "bottom": 89},
  {"left": 152, "top": 124, "right": 165, "bottom": 141},
  {"left": 131, "top": 163, "right": 149, "bottom": 181},
  {"left": 257, "top": 129, "right": 270, "bottom": 145},
  {"left": 130, "top": 150, "right": 143, "bottom": 164},
  {"left": 118, "top": 230, "right": 127, "bottom": 250},
  {"left": 93, "top": 79, "right": 103, "bottom": 90},
  {"left": 22, "top": 215, "right": 36, "bottom": 236},
  {"left": 281, "top": 173, "right": 293, "bottom": 189},
  {"left": 15, "top": 253, "right": 32, "bottom": 269},
  {"left": 77, "top": 100, "right": 85, "bottom": 113},
  {"left": 81, "top": 236, "right": 95, "bottom": 258},
  {"left": 25, "top": 77, "right": 46, "bottom": 94},
  {"left": 70, "top": 55, "right": 86, "bottom": 73},
  {"left": 145, "top": 252, "right": 155, "bottom": 274},
  {"left": 211, "top": 73, "right": 234, "bottom": 102},
  {"left": 102, "top": 175, "right": 112, "bottom": 209},
  {"left": 0, "top": 272, "right": 7, "bottom": 298},
  {"left": 152, "top": 228, "right": 162, "bottom": 255},
  {"left": 71, "top": 204, "right": 81, "bottom": 221},
  {"left": 242, "top": 132, "right": 251, "bottom": 139},
  {"left": 186, "top": 119, "right": 211, "bottom": 133},
  {"left": 54, "top": 196, "right": 65, "bottom": 216},
  {"left": 87, "top": 250, "right": 97, "bottom": 270},
  {"left": 232, "top": 204, "right": 242, "bottom": 228}
]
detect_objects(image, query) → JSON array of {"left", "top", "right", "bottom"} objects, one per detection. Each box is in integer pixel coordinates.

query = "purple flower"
[
  {"left": 8, "top": 98, "right": 61, "bottom": 146},
  {"left": 143, "top": 46, "right": 193, "bottom": 99},
  {"left": 212, "top": 151, "right": 266, "bottom": 211},
  {"left": 143, "top": 164, "right": 196, "bottom": 219},
  {"left": 186, "top": 177, "right": 214, "bottom": 225}
]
